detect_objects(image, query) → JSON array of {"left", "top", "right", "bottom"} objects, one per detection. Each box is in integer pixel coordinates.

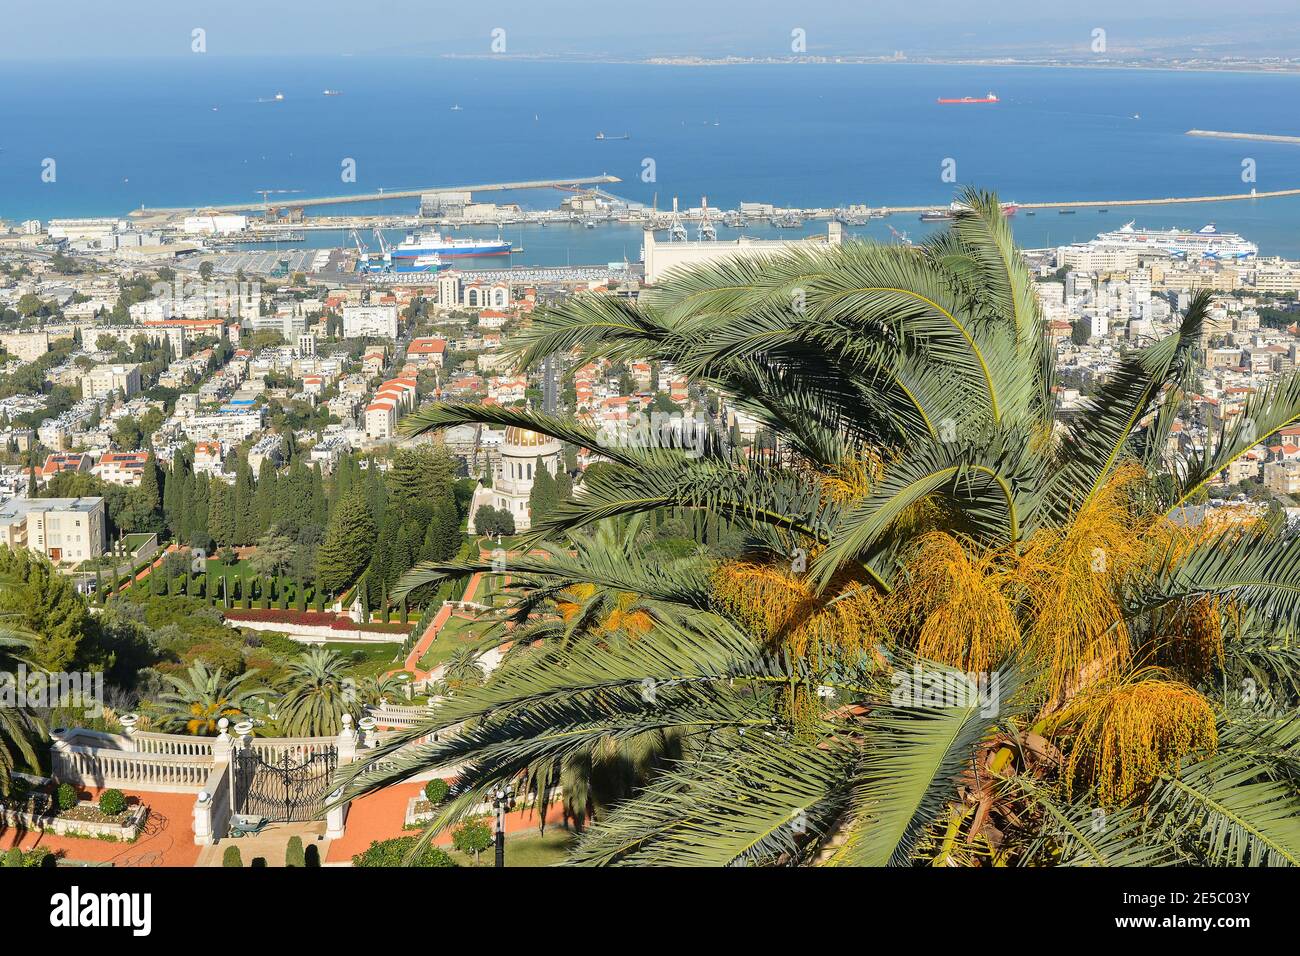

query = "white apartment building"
[
  {"left": 93, "top": 452, "right": 150, "bottom": 487},
  {"left": 85, "top": 363, "right": 143, "bottom": 400},
  {"left": 0, "top": 496, "right": 107, "bottom": 563},
  {"left": 364, "top": 399, "right": 397, "bottom": 440},
  {"left": 342, "top": 305, "right": 399, "bottom": 339},
  {"left": 0, "top": 332, "right": 50, "bottom": 363},
  {"left": 181, "top": 410, "right": 265, "bottom": 444},
  {"left": 1265, "top": 460, "right": 1300, "bottom": 496}
]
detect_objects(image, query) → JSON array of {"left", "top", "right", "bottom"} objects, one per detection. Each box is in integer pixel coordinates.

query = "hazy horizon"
[{"left": 5, "top": 1, "right": 1300, "bottom": 60}]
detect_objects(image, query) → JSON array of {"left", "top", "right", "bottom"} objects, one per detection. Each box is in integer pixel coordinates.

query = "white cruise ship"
[{"left": 1088, "top": 221, "right": 1257, "bottom": 260}]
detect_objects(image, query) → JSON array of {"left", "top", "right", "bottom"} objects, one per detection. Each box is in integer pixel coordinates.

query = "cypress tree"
[
  {"left": 316, "top": 492, "right": 377, "bottom": 595},
  {"left": 254, "top": 458, "right": 278, "bottom": 538},
  {"left": 528, "top": 456, "right": 557, "bottom": 526},
  {"left": 137, "top": 455, "right": 163, "bottom": 533},
  {"left": 233, "top": 456, "right": 255, "bottom": 545}
]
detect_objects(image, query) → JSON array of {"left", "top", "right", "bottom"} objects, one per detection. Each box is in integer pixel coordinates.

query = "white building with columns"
[{"left": 469, "top": 426, "right": 562, "bottom": 532}]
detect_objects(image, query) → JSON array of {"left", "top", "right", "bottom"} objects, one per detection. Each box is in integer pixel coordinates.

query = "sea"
[{"left": 2, "top": 56, "right": 1300, "bottom": 265}]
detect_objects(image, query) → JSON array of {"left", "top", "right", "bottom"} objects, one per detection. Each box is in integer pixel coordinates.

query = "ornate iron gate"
[{"left": 231, "top": 746, "right": 338, "bottom": 822}]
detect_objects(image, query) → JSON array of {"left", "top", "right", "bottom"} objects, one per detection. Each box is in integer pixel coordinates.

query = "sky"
[{"left": 4, "top": 1, "right": 1299, "bottom": 59}]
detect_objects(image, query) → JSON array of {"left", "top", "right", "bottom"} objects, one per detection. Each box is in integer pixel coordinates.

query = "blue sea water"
[{"left": 2, "top": 56, "right": 1299, "bottom": 258}]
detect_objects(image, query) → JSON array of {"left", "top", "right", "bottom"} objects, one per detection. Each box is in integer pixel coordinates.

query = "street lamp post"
[{"left": 491, "top": 784, "right": 514, "bottom": 868}]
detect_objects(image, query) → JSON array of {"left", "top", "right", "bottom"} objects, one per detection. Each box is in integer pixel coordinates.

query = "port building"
[{"left": 642, "top": 222, "right": 844, "bottom": 285}]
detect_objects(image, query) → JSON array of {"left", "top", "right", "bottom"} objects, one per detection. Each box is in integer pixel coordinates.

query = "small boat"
[
  {"left": 1059, "top": 210, "right": 1077, "bottom": 215},
  {"left": 273, "top": 92, "right": 285, "bottom": 101},
  {"left": 322, "top": 89, "right": 343, "bottom": 96},
  {"left": 1025, "top": 211, "right": 1036, "bottom": 216},
  {"left": 595, "top": 132, "right": 630, "bottom": 140},
  {"left": 450, "top": 104, "right": 464, "bottom": 111}
]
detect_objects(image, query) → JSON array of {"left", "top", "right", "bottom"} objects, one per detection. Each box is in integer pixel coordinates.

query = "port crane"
[
  {"left": 350, "top": 229, "right": 390, "bottom": 273},
  {"left": 887, "top": 224, "right": 914, "bottom": 246},
  {"left": 668, "top": 197, "right": 688, "bottom": 242},
  {"left": 697, "top": 196, "right": 717, "bottom": 241}
]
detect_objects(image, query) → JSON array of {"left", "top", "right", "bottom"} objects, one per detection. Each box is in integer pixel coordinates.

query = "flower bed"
[
  {"left": 224, "top": 608, "right": 340, "bottom": 627},
  {"left": 0, "top": 796, "right": 147, "bottom": 842},
  {"left": 52, "top": 801, "right": 147, "bottom": 842},
  {"left": 405, "top": 796, "right": 438, "bottom": 828},
  {"left": 225, "top": 608, "right": 410, "bottom": 634}
]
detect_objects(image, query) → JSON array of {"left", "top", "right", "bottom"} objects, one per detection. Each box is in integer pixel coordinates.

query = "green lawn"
[
  {"left": 447, "top": 828, "right": 577, "bottom": 867},
  {"left": 325, "top": 642, "right": 403, "bottom": 679},
  {"left": 121, "top": 533, "right": 155, "bottom": 553},
  {"left": 416, "top": 614, "right": 488, "bottom": 671}
]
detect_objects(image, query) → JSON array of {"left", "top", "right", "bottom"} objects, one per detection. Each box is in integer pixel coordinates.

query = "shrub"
[
  {"left": 29, "top": 848, "right": 55, "bottom": 867},
  {"left": 304, "top": 843, "right": 320, "bottom": 867},
  {"left": 222, "top": 845, "right": 242, "bottom": 868},
  {"left": 98, "top": 789, "right": 127, "bottom": 817},
  {"left": 250, "top": 857, "right": 267, "bottom": 867},
  {"left": 424, "top": 779, "right": 450, "bottom": 804},
  {"left": 351, "top": 837, "right": 457, "bottom": 868},
  {"left": 56, "top": 783, "right": 78, "bottom": 812},
  {"left": 5, "top": 776, "right": 31, "bottom": 804},
  {"left": 452, "top": 817, "right": 494, "bottom": 865},
  {"left": 285, "top": 835, "right": 306, "bottom": 868},
  {"left": 2, "top": 848, "right": 21, "bottom": 868}
]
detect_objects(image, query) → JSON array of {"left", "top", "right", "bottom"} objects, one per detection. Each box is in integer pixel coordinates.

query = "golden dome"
[{"left": 503, "top": 426, "right": 557, "bottom": 448}]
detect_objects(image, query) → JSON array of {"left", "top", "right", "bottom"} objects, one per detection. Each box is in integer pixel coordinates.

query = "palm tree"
[
  {"left": 0, "top": 611, "right": 41, "bottom": 797},
  {"left": 357, "top": 672, "right": 406, "bottom": 708},
  {"left": 342, "top": 190, "right": 1300, "bottom": 866},
  {"left": 274, "top": 649, "right": 352, "bottom": 737},
  {"left": 151, "top": 661, "right": 260, "bottom": 736},
  {"left": 441, "top": 647, "right": 485, "bottom": 693}
]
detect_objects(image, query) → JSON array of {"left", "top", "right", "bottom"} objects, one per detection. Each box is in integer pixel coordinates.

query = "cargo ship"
[
  {"left": 390, "top": 230, "right": 512, "bottom": 260},
  {"left": 937, "top": 92, "right": 998, "bottom": 104}
]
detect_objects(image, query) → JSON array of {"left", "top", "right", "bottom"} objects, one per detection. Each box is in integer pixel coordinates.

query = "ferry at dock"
[{"left": 390, "top": 230, "right": 512, "bottom": 260}]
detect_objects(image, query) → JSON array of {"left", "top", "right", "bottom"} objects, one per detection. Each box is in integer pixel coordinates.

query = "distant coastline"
[{"left": 437, "top": 52, "right": 1300, "bottom": 77}]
